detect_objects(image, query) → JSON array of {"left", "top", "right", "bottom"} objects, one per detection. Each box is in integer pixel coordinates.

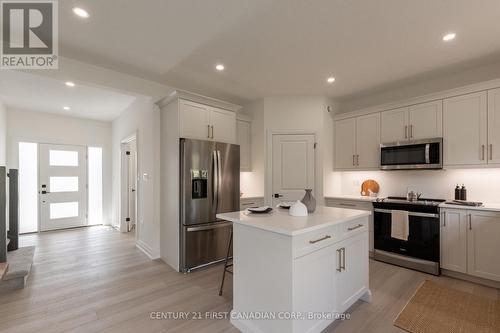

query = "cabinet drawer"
[
  {"left": 325, "top": 199, "right": 372, "bottom": 211},
  {"left": 337, "top": 217, "right": 369, "bottom": 241},
  {"left": 293, "top": 225, "right": 338, "bottom": 258},
  {"left": 240, "top": 197, "right": 264, "bottom": 210}
]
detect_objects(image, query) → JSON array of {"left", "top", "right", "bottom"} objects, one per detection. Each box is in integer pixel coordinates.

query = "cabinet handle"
[
  {"left": 481, "top": 145, "right": 485, "bottom": 160},
  {"left": 336, "top": 248, "right": 342, "bottom": 272},
  {"left": 405, "top": 125, "right": 408, "bottom": 139},
  {"left": 341, "top": 247, "right": 346, "bottom": 271},
  {"left": 211, "top": 125, "right": 214, "bottom": 139},
  {"left": 339, "top": 202, "right": 356, "bottom": 207},
  {"left": 490, "top": 144, "right": 493, "bottom": 160},
  {"left": 468, "top": 214, "right": 472, "bottom": 230},
  {"left": 309, "top": 235, "right": 331, "bottom": 244},
  {"left": 207, "top": 125, "right": 211, "bottom": 138},
  {"left": 352, "top": 155, "right": 355, "bottom": 166},
  {"left": 410, "top": 125, "right": 413, "bottom": 139},
  {"left": 347, "top": 224, "right": 364, "bottom": 231},
  {"left": 442, "top": 212, "right": 446, "bottom": 227},
  {"left": 356, "top": 155, "right": 359, "bottom": 166}
]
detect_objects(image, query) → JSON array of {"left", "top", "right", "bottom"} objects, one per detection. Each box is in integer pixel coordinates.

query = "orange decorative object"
[{"left": 360, "top": 179, "right": 380, "bottom": 196}]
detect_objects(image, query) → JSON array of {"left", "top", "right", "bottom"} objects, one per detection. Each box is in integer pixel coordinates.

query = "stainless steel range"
[{"left": 373, "top": 196, "right": 445, "bottom": 275}]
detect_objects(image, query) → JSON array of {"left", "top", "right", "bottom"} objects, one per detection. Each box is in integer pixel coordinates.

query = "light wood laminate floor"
[{"left": 0, "top": 226, "right": 498, "bottom": 333}]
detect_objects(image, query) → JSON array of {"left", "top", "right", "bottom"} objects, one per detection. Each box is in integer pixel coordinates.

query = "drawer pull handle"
[
  {"left": 347, "top": 224, "right": 364, "bottom": 231},
  {"left": 339, "top": 203, "right": 356, "bottom": 207},
  {"left": 309, "top": 235, "right": 331, "bottom": 244}
]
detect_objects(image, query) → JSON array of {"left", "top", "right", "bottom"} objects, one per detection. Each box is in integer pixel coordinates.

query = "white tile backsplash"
[{"left": 328, "top": 168, "right": 500, "bottom": 203}]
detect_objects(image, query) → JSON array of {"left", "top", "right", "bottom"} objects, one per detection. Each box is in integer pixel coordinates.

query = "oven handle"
[
  {"left": 373, "top": 208, "right": 439, "bottom": 218},
  {"left": 425, "top": 144, "right": 430, "bottom": 164}
]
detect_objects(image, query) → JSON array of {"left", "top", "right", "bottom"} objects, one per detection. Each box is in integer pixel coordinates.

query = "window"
[
  {"left": 50, "top": 177, "right": 79, "bottom": 192},
  {"left": 50, "top": 202, "right": 79, "bottom": 219},
  {"left": 49, "top": 150, "right": 79, "bottom": 166},
  {"left": 19, "top": 142, "right": 38, "bottom": 233}
]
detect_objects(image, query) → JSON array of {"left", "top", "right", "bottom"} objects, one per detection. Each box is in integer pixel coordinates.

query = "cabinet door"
[
  {"left": 409, "top": 101, "right": 443, "bottom": 140},
  {"left": 440, "top": 209, "right": 467, "bottom": 273},
  {"left": 210, "top": 107, "right": 236, "bottom": 144},
  {"left": 467, "top": 211, "right": 500, "bottom": 282},
  {"left": 381, "top": 107, "right": 408, "bottom": 143},
  {"left": 487, "top": 88, "right": 500, "bottom": 164},
  {"left": 294, "top": 245, "right": 336, "bottom": 332},
  {"left": 237, "top": 120, "right": 251, "bottom": 171},
  {"left": 179, "top": 100, "right": 211, "bottom": 140},
  {"left": 335, "top": 233, "right": 369, "bottom": 313},
  {"left": 443, "top": 92, "right": 488, "bottom": 166},
  {"left": 356, "top": 113, "right": 380, "bottom": 168},
  {"left": 334, "top": 118, "right": 356, "bottom": 169}
]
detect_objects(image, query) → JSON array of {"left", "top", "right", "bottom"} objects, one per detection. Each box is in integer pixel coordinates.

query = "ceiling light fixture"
[
  {"left": 73, "top": 7, "right": 89, "bottom": 18},
  {"left": 216, "top": 64, "right": 225, "bottom": 71},
  {"left": 442, "top": 33, "right": 456, "bottom": 42},
  {"left": 63, "top": 106, "right": 71, "bottom": 111},
  {"left": 327, "top": 77, "right": 336, "bottom": 83},
  {"left": 65, "top": 81, "right": 75, "bottom": 87}
]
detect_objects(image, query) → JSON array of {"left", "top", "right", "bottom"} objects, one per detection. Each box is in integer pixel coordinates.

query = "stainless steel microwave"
[{"left": 380, "top": 138, "right": 443, "bottom": 170}]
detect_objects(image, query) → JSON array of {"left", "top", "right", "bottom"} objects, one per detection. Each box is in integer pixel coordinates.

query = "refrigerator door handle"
[
  {"left": 187, "top": 222, "right": 232, "bottom": 232},
  {"left": 216, "top": 150, "right": 222, "bottom": 212},
  {"left": 212, "top": 150, "right": 218, "bottom": 213}
]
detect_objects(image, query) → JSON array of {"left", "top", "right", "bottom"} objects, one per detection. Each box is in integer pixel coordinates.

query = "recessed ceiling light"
[
  {"left": 63, "top": 106, "right": 71, "bottom": 111},
  {"left": 327, "top": 77, "right": 336, "bottom": 83},
  {"left": 215, "top": 64, "right": 225, "bottom": 71},
  {"left": 73, "top": 7, "right": 89, "bottom": 18},
  {"left": 65, "top": 81, "right": 75, "bottom": 87},
  {"left": 442, "top": 33, "right": 456, "bottom": 42}
]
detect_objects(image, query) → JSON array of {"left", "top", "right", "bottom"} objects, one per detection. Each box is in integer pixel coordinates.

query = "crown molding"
[{"left": 157, "top": 89, "right": 242, "bottom": 112}]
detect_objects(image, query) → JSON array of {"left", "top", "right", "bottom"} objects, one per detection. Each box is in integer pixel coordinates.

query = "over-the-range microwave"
[{"left": 380, "top": 138, "right": 443, "bottom": 170}]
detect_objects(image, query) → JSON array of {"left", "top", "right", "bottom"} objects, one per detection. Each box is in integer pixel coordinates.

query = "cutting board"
[{"left": 361, "top": 179, "right": 379, "bottom": 196}]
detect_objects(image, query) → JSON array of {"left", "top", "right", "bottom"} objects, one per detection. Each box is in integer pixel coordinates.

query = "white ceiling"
[
  {"left": 57, "top": 0, "right": 500, "bottom": 105},
  {"left": 0, "top": 71, "right": 137, "bottom": 121}
]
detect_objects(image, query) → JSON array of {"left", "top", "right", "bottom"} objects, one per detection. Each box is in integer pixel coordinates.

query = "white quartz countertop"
[
  {"left": 439, "top": 202, "right": 500, "bottom": 212},
  {"left": 325, "top": 195, "right": 378, "bottom": 202},
  {"left": 217, "top": 206, "right": 371, "bottom": 236}
]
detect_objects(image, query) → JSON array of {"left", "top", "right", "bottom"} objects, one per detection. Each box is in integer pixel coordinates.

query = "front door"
[
  {"left": 39, "top": 144, "right": 87, "bottom": 231},
  {"left": 271, "top": 134, "right": 315, "bottom": 207}
]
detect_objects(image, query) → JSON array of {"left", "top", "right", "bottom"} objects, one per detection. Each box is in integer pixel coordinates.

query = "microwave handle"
[{"left": 425, "top": 144, "right": 430, "bottom": 164}]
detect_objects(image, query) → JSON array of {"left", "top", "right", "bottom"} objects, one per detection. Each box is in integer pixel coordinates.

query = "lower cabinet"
[{"left": 440, "top": 208, "right": 500, "bottom": 282}]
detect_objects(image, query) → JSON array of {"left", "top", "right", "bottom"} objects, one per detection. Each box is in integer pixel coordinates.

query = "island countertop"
[{"left": 217, "top": 206, "right": 371, "bottom": 236}]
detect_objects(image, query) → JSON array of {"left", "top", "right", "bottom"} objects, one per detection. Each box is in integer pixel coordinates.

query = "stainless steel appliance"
[
  {"left": 373, "top": 196, "right": 445, "bottom": 275},
  {"left": 380, "top": 138, "right": 443, "bottom": 170},
  {"left": 180, "top": 138, "right": 240, "bottom": 273}
]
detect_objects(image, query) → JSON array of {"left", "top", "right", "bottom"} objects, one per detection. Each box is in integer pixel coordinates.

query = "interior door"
[
  {"left": 272, "top": 134, "right": 315, "bottom": 207},
  {"left": 334, "top": 118, "right": 356, "bottom": 169},
  {"left": 381, "top": 107, "right": 408, "bottom": 143},
  {"left": 39, "top": 144, "right": 87, "bottom": 231}
]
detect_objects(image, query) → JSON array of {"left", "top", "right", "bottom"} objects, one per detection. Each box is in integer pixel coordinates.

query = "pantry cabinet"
[
  {"left": 179, "top": 99, "right": 236, "bottom": 144},
  {"left": 443, "top": 92, "right": 488, "bottom": 166},
  {"left": 334, "top": 113, "right": 380, "bottom": 169},
  {"left": 236, "top": 118, "right": 251, "bottom": 171},
  {"left": 440, "top": 208, "right": 500, "bottom": 282}
]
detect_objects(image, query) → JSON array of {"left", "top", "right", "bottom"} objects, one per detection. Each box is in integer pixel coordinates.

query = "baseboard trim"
[
  {"left": 136, "top": 240, "right": 153, "bottom": 260},
  {"left": 442, "top": 269, "right": 500, "bottom": 289}
]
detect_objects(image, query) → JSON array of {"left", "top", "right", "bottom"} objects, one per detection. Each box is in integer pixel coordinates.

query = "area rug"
[{"left": 394, "top": 280, "right": 500, "bottom": 333}]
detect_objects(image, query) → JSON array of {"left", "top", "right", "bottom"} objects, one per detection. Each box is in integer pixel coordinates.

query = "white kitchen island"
[{"left": 217, "top": 206, "right": 372, "bottom": 333}]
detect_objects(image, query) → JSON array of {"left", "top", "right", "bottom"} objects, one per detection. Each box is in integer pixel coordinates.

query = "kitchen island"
[{"left": 217, "top": 206, "right": 372, "bottom": 333}]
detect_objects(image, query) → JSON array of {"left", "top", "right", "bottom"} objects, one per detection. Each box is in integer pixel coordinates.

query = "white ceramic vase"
[{"left": 289, "top": 200, "right": 308, "bottom": 217}]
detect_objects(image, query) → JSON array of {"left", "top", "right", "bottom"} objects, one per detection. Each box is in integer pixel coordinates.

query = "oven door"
[
  {"left": 373, "top": 209, "right": 440, "bottom": 262},
  {"left": 380, "top": 138, "right": 442, "bottom": 170}
]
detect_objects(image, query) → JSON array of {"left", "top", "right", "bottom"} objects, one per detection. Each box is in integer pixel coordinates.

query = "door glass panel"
[
  {"left": 88, "top": 147, "right": 103, "bottom": 225},
  {"left": 19, "top": 142, "right": 38, "bottom": 233},
  {"left": 50, "top": 150, "right": 79, "bottom": 166},
  {"left": 50, "top": 177, "right": 79, "bottom": 192},
  {"left": 50, "top": 202, "right": 79, "bottom": 219}
]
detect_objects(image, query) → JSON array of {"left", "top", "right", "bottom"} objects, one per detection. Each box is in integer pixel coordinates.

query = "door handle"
[
  {"left": 442, "top": 212, "right": 446, "bottom": 227},
  {"left": 490, "top": 144, "right": 493, "bottom": 160},
  {"left": 468, "top": 214, "right": 472, "bottom": 230},
  {"left": 405, "top": 125, "right": 408, "bottom": 139},
  {"left": 216, "top": 150, "right": 222, "bottom": 212},
  {"left": 481, "top": 145, "right": 485, "bottom": 160},
  {"left": 410, "top": 125, "right": 413, "bottom": 139},
  {"left": 212, "top": 151, "right": 218, "bottom": 213},
  {"left": 207, "top": 125, "right": 211, "bottom": 139},
  {"left": 211, "top": 125, "right": 214, "bottom": 139},
  {"left": 41, "top": 190, "right": 50, "bottom": 194},
  {"left": 341, "top": 247, "right": 346, "bottom": 271},
  {"left": 336, "top": 248, "right": 342, "bottom": 272},
  {"left": 274, "top": 193, "right": 283, "bottom": 198}
]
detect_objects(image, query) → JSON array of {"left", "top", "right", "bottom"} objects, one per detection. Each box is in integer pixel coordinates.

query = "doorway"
[
  {"left": 120, "top": 136, "right": 137, "bottom": 234},
  {"left": 268, "top": 133, "right": 316, "bottom": 207}
]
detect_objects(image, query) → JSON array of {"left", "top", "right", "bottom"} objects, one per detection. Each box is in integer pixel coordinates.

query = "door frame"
[
  {"left": 265, "top": 130, "right": 319, "bottom": 206},
  {"left": 120, "top": 133, "right": 138, "bottom": 237}
]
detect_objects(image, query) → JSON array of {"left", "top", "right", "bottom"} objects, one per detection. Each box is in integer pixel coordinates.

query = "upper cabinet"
[
  {"left": 380, "top": 101, "right": 442, "bottom": 143},
  {"left": 488, "top": 88, "right": 500, "bottom": 164},
  {"left": 237, "top": 118, "right": 251, "bottom": 171},
  {"left": 179, "top": 99, "right": 236, "bottom": 144},
  {"left": 335, "top": 113, "right": 380, "bottom": 170},
  {"left": 443, "top": 92, "right": 488, "bottom": 166}
]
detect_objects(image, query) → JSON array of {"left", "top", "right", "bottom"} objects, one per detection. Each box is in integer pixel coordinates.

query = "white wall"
[
  {"left": 112, "top": 97, "right": 161, "bottom": 259},
  {"left": 0, "top": 100, "right": 6, "bottom": 166},
  {"left": 6, "top": 109, "right": 113, "bottom": 223},
  {"left": 328, "top": 169, "right": 500, "bottom": 203}
]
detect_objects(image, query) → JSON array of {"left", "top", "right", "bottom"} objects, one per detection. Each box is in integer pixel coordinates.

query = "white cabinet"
[
  {"left": 440, "top": 208, "right": 500, "bottom": 282},
  {"left": 179, "top": 99, "right": 236, "bottom": 144},
  {"left": 334, "top": 113, "right": 380, "bottom": 169},
  {"left": 408, "top": 101, "right": 443, "bottom": 140},
  {"left": 335, "top": 232, "right": 369, "bottom": 312},
  {"left": 467, "top": 210, "right": 500, "bottom": 282},
  {"left": 236, "top": 119, "right": 251, "bottom": 171},
  {"left": 488, "top": 88, "right": 500, "bottom": 164},
  {"left": 381, "top": 101, "right": 442, "bottom": 143},
  {"left": 381, "top": 107, "right": 408, "bottom": 143},
  {"left": 443, "top": 92, "right": 488, "bottom": 166},
  {"left": 440, "top": 209, "right": 467, "bottom": 273}
]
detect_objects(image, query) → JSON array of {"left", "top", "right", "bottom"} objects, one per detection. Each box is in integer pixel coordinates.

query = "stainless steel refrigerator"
[{"left": 180, "top": 138, "right": 240, "bottom": 272}]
